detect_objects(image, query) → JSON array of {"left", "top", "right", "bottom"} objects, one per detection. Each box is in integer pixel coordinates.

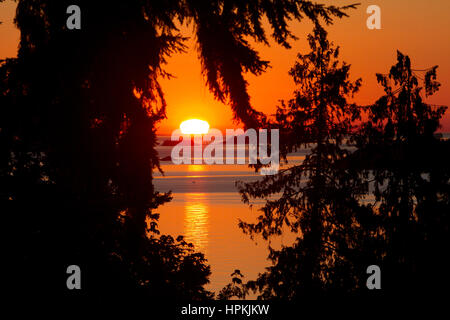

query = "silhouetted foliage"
[
  {"left": 223, "top": 27, "right": 367, "bottom": 299},
  {"left": 221, "top": 40, "right": 449, "bottom": 298},
  {"left": 352, "top": 51, "right": 450, "bottom": 295},
  {"left": 1, "top": 0, "right": 357, "bottom": 300}
]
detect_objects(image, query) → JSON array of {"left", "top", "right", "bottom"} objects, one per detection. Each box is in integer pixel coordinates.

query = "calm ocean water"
[
  {"left": 153, "top": 133, "right": 450, "bottom": 296},
  {"left": 154, "top": 136, "right": 297, "bottom": 296}
]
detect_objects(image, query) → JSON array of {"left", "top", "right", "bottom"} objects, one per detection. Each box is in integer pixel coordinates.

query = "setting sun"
[{"left": 180, "top": 119, "right": 210, "bottom": 134}]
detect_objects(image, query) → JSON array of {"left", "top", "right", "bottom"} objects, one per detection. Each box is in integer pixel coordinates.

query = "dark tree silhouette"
[
  {"left": 220, "top": 49, "right": 450, "bottom": 299},
  {"left": 0, "top": 0, "right": 357, "bottom": 300},
  {"left": 220, "top": 27, "right": 367, "bottom": 299},
  {"left": 353, "top": 51, "right": 450, "bottom": 295}
]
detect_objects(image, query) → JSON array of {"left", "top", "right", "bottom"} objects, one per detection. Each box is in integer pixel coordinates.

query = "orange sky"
[{"left": 1, "top": 0, "right": 450, "bottom": 132}]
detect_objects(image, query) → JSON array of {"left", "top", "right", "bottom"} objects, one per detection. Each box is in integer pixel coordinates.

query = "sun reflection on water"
[
  {"left": 184, "top": 193, "right": 209, "bottom": 252},
  {"left": 187, "top": 164, "right": 206, "bottom": 172}
]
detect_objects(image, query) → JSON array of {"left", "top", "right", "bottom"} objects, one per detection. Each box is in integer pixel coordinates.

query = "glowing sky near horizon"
[{"left": 1, "top": 0, "right": 449, "bottom": 131}]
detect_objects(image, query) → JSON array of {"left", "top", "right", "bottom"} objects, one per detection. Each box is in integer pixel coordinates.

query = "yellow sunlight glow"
[{"left": 180, "top": 119, "right": 210, "bottom": 134}]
